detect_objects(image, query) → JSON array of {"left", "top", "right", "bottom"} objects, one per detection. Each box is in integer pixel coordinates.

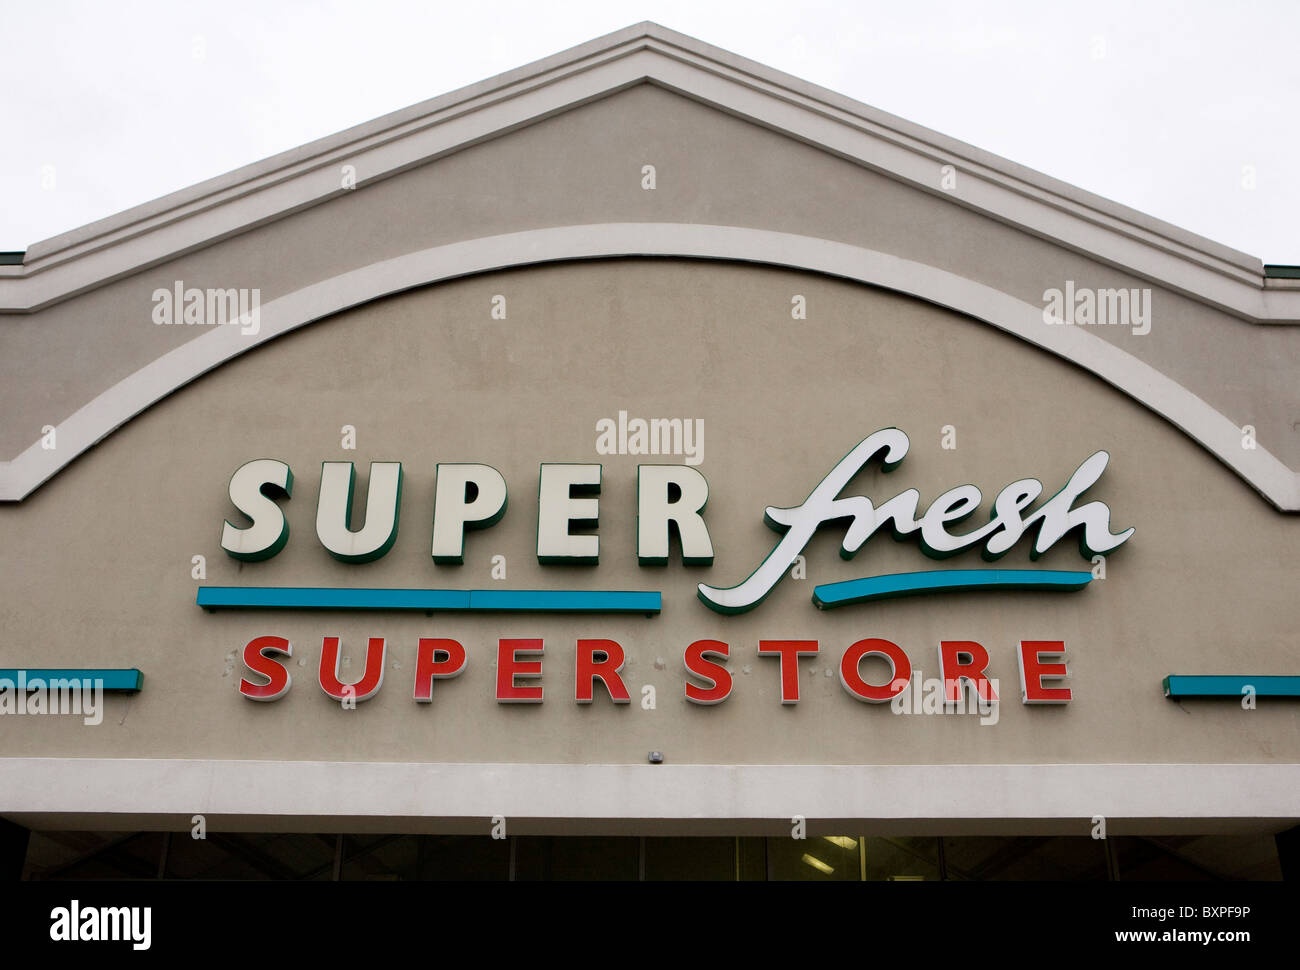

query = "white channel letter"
[
  {"left": 431, "top": 463, "right": 507, "bottom": 564},
  {"left": 697, "top": 429, "right": 910, "bottom": 613},
  {"left": 315, "top": 461, "right": 403, "bottom": 562},
  {"left": 537, "top": 464, "right": 601, "bottom": 564},
  {"left": 637, "top": 465, "right": 714, "bottom": 565},
  {"left": 220, "top": 458, "right": 294, "bottom": 561}
]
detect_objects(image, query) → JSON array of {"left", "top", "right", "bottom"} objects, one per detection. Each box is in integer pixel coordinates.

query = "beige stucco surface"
[
  {"left": 1, "top": 259, "right": 1296, "bottom": 769},
  {"left": 2, "top": 83, "right": 1297, "bottom": 469}
]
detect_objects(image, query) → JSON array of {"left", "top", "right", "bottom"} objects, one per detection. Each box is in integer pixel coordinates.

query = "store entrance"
[{"left": 16, "top": 831, "right": 1287, "bottom": 881}]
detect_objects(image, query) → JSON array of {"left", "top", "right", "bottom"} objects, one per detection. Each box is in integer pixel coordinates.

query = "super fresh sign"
[{"left": 204, "top": 428, "right": 1133, "bottom": 711}]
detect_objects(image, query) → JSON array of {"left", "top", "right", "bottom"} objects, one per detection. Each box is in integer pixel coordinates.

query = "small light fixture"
[{"left": 648, "top": 751, "right": 664, "bottom": 764}]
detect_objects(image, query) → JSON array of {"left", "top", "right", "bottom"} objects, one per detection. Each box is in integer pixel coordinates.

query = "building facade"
[{"left": 1, "top": 23, "right": 1297, "bottom": 881}]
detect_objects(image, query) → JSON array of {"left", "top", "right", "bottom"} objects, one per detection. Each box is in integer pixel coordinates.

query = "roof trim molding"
[
  {"left": 0, "top": 23, "right": 1297, "bottom": 322},
  {"left": 2, "top": 223, "right": 1296, "bottom": 509}
]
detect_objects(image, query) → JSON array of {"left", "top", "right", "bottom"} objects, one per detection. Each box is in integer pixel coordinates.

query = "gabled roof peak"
[{"left": 4, "top": 20, "right": 1279, "bottom": 304}]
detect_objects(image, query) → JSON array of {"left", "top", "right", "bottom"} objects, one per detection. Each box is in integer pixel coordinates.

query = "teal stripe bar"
[
  {"left": 0, "top": 669, "right": 143, "bottom": 692},
  {"left": 1163, "top": 675, "right": 1300, "bottom": 698},
  {"left": 197, "top": 587, "right": 661, "bottom": 613},
  {"left": 813, "top": 569, "right": 1092, "bottom": 608}
]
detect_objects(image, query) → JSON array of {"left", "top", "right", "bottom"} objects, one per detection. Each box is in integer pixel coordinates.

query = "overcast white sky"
[{"left": 1, "top": 0, "right": 1296, "bottom": 261}]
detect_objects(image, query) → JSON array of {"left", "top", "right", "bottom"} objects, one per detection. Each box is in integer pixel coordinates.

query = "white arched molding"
[{"left": 2, "top": 223, "right": 1297, "bottom": 509}]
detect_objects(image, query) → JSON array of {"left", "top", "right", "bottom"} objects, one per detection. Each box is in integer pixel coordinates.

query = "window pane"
[
  {"left": 766, "top": 835, "right": 860, "bottom": 881},
  {"left": 416, "top": 836, "right": 510, "bottom": 880},
  {"left": 863, "top": 836, "right": 941, "bottom": 881},
  {"left": 941, "top": 837, "right": 1107, "bottom": 881},
  {"left": 514, "top": 837, "right": 639, "bottom": 880},
  {"left": 1111, "top": 835, "right": 1281, "bottom": 881},
  {"left": 644, "top": 837, "right": 734, "bottom": 880},
  {"left": 169, "top": 832, "right": 336, "bottom": 880},
  {"left": 24, "top": 831, "right": 164, "bottom": 881}
]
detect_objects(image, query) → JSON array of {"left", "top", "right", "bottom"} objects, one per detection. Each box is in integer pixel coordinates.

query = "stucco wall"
[
  {"left": 1, "top": 259, "right": 1295, "bottom": 774},
  {"left": 3, "top": 83, "right": 1297, "bottom": 471}
]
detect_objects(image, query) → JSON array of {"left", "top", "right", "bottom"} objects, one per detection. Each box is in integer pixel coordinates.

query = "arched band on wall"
[{"left": 1, "top": 223, "right": 1296, "bottom": 509}]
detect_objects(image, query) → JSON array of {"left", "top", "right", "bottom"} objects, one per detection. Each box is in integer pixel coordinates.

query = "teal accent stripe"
[
  {"left": 1264, "top": 264, "right": 1300, "bottom": 279},
  {"left": 1163, "top": 675, "right": 1300, "bottom": 698},
  {"left": 0, "top": 252, "right": 23, "bottom": 266},
  {"left": 0, "top": 669, "right": 143, "bottom": 692},
  {"left": 198, "top": 587, "right": 661, "bottom": 613},
  {"left": 813, "top": 569, "right": 1092, "bottom": 608}
]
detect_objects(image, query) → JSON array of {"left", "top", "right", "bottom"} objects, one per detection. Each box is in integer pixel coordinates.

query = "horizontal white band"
[{"left": 1, "top": 758, "right": 1295, "bottom": 834}]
